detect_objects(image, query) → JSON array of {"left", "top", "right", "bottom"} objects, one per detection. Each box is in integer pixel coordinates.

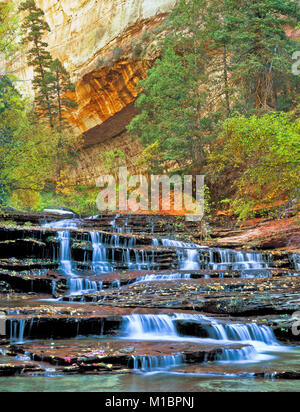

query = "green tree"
[
  {"left": 208, "top": 113, "right": 300, "bottom": 219},
  {"left": 50, "top": 58, "right": 77, "bottom": 131},
  {"left": 223, "top": 0, "right": 299, "bottom": 112},
  {"left": 128, "top": 0, "right": 299, "bottom": 175},
  {"left": 128, "top": 0, "right": 220, "bottom": 174},
  {"left": 0, "top": 77, "right": 80, "bottom": 209},
  {"left": 0, "top": 78, "right": 23, "bottom": 206},
  {"left": 0, "top": 1, "right": 19, "bottom": 57},
  {"left": 49, "top": 59, "right": 78, "bottom": 177},
  {"left": 20, "top": 0, "right": 56, "bottom": 127}
]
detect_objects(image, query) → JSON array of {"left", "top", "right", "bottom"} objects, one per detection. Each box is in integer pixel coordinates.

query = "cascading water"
[
  {"left": 160, "top": 239, "right": 202, "bottom": 271},
  {"left": 161, "top": 239, "right": 203, "bottom": 249},
  {"left": 132, "top": 354, "right": 185, "bottom": 372},
  {"left": 90, "top": 232, "right": 112, "bottom": 273},
  {"left": 10, "top": 319, "right": 26, "bottom": 344},
  {"left": 43, "top": 219, "right": 80, "bottom": 277},
  {"left": 136, "top": 273, "right": 191, "bottom": 282},
  {"left": 218, "top": 346, "right": 258, "bottom": 363},
  {"left": 51, "top": 280, "right": 56, "bottom": 296},
  {"left": 112, "top": 279, "right": 121, "bottom": 288},
  {"left": 122, "top": 313, "right": 280, "bottom": 364},
  {"left": 290, "top": 253, "right": 300, "bottom": 271},
  {"left": 42, "top": 217, "right": 280, "bottom": 301},
  {"left": 124, "top": 313, "right": 278, "bottom": 345},
  {"left": 122, "top": 249, "right": 155, "bottom": 270},
  {"left": 110, "top": 214, "right": 130, "bottom": 234},
  {"left": 203, "top": 318, "right": 278, "bottom": 346},
  {"left": 124, "top": 314, "right": 179, "bottom": 339},
  {"left": 208, "top": 249, "right": 269, "bottom": 271},
  {"left": 57, "top": 231, "right": 74, "bottom": 276},
  {"left": 158, "top": 238, "right": 269, "bottom": 272},
  {"left": 67, "top": 279, "right": 103, "bottom": 296}
]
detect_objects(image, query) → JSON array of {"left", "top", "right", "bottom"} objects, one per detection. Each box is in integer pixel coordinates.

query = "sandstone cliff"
[{"left": 14, "top": 0, "right": 176, "bottom": 183}]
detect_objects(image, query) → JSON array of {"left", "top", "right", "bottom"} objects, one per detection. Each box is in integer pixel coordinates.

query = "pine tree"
[
  {"left": 128, "top": 0, "right": 299, "bottom": 174},
  {"left": 223, "top": 0, "right": 299, "bottom": 112},
  {"left": 128, "top": 0, "right": 220, "bottom": 174},
  {"left": 203, "top": 1, "right": 234, "bottom": 116},
  {"left": 50, "top": 59, "right": 77, "bottom": 132},
  {"left": 19, "top": 0, "right": 56, "bottom": 127},
  {"left": 48, "top": 59, "right": 77, "bottom": 176}
]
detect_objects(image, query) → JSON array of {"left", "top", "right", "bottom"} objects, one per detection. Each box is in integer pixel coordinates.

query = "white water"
[
  {"left": 67, "top": 279, "right": 103, "bottom": 296},
  {"left": 291, "top": 253, "right": 300, "bottom": 270},
  {"left": 132, "top": 354, "right": 185, "bottom": 372},
  {"left": 10, "top": 319, "right": 26, "bottom": 344},
  {"left": 136, "top": 273, "right": 191, "bottom": 282},
  {"left": 122, "top": 314, "right": 282, "bottom": 364},
  {"left": 125, "top": 249, "right": 155, "bottom": 270},
  {"left": 208, "top": 249, "right": 268, "bottom": 271},
  {"left": 157, "top": 238, "right": 269, "bottom": 271},
  {"left": 43, "top": 219, "right": 273, "bottom": 289},
  {"left": 7, "top": 314, "right": 287, "bottom": 367},
  {"left": 90, "top": 232, "right": 112, "bottom": 273},
  {"left": 123, "top": 313, "right": 278, "bottom": 344},
  {"left": 43, "top": 219, "right": 80, "bottom": 277}
]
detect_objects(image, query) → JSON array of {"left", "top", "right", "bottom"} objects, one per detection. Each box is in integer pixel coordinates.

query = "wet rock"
[{"left": 174, "top": 320, "right": 219, "bottom": 339}]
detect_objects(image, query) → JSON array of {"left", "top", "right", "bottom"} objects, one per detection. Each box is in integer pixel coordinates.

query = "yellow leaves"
[
  {"left": 56, "top": 170, "right": 73, "bottom": 195},
  {"left": 4, "top": 109, "right": 81, "bottom": 209},
  {"left": 10, "top": 190, "right": 41, "bottom": 210}
]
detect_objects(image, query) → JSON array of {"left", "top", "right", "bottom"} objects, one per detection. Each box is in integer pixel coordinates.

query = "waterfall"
[
  {"left": 90, "top": 232, "right": 112, "bottom": 273},
  {"left": 218, "top": 346, "right": 258, "bottom": 362},
  {"left": 136, "top": 273, "right": 191, "bottom": 282},
  {"left": 123, "top": 313, "right": 278, "bottom": 346},
  {"left": 159, "top": 238, "right": 269, "bottom": 271},
  {"left": 152, "top": 239, "right": 159, "bottom": 247},
  {"left": 43, "top": 219, "right": 80, "bottom": 277},
  {"left": 208, "top": 249, "right": 268, "bottom": 271},
  {"left": 66, "top": 279, "right": 103, "bottom": 296},
  {"left": 122, "top": 314, "right": 280, "bottom": 366},
  {"left": 51, "top": 280, "right": 56, "bottom": 296},
  {"left": 161, "top": 239, "right": 201, "bottom": 270},
  {"left": 204, "top": 320, "right": 278, "bottom": 345},
  {"left": 132, "top": 354, "right": 184, "bottom": 372},
  {"left": 58, "top": 231, "right": 75, "bottom": 276},
  {"left": 124, "top": 314, "right": 179, "bottom": 339},
  {"left": 110, "top": 214, "right": 129, "bottom": 233},
  {"left": 161, "top": 239, "right": 203, "bottom": 249},
  {"left": 112, "top": 279, "right": 121, "bottom": 288},
  {"left": 291, "top": 253, "right": 300, "bottom": 271},
  {"left": 180, "top": 249, "right": 200, "bottom": 270},
  {"left": 10, "top": 319, "right": 26, "bottom": 343},
  {"left": 122, "top": 249, "right": 154, "bottom": 270},
  {"left": 131, "top": 347, "right": 258, "bottom": 371}
]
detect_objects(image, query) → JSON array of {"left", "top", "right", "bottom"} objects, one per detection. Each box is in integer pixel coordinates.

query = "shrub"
[{"left": 208, "top": 112, "right": 300, "bottom": 219}]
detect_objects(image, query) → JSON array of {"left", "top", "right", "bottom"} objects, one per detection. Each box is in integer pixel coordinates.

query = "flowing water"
[
  {"left": 44, "top": 220, "right": 288, "bottom": 285},
  {"left": 3, "top": 216, "right": 297, "bottom": 391}
]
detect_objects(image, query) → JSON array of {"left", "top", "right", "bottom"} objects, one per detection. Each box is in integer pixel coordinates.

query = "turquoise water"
[{"left": 0, "top": 373, "right": 299, "bottom": 392}]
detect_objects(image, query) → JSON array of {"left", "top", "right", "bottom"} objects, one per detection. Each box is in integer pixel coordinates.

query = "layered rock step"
[
  {"left": 0, "top": 213, "right": 299, "bottom": 383},
  {"left": 2, "top": 338, "right": 288, "bottom": 377}
]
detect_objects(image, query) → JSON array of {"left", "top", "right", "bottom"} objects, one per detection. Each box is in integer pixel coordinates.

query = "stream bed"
[{"left": 0, "top": 214, "right": 299, "bottom": 392}]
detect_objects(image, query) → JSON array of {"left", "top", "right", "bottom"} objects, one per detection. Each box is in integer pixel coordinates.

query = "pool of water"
[{"left": 0, "top": 373, "right": 300, "bottom": 392}]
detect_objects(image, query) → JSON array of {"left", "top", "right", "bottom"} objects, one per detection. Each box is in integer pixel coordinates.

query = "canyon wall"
[{"left": 14, "top": 0, "right": 176, "bottom": 183}]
